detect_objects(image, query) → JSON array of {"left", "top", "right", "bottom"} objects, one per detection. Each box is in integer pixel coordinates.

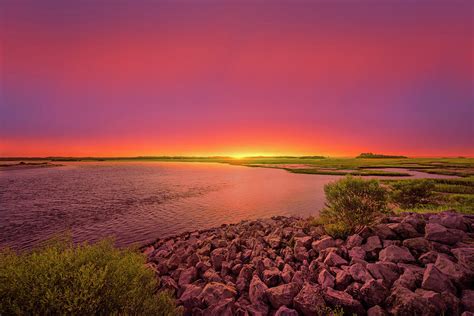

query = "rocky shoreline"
[{"left": 143, "top": 211, "right": 474, "bottom": 315}]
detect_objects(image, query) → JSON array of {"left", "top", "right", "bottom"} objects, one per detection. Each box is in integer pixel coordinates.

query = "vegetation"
[
  {"left": 390, "top": 179, "right": 435, "bottom": 208},
  {"left": 318, "top": 176, "right": 389, "bottom": 238},
  {"left": 356, "top": 152, "right": 407, "bottom": 159},
  {"left": 0, "top": 239, "right": 180, "bottom": 316}
]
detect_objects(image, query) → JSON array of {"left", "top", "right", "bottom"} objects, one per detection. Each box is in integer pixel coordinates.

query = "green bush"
[
  {"left": 390, "top": 179, "right": 435, "bottom": 209},
  {"left": 0, "top": 239, "right": 180, "bottom": 316},
  {"left": 320, "top": 176, "right": 388, "bottom": 238}
]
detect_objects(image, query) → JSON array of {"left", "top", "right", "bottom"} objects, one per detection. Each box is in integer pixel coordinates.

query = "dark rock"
[
  {"left": 324, "top": 252, "right": 348, "bottom": 267},
  {"left": 178, "top": 266, "right": 198, "bottom": 287},
  {"left": 388, "top": 222, "right": 421, "bottom": 239},
  {"left": 200, "top": 282, "right": 237, "bottom": 306},
  {"left": 379, "top": 245, "right": 415, "bottom": 263},
  {"left": 179, "top": 284, "right": 203, "bottom": 308},
  {"left": 419, "top": 251, "right": 439, "bottom": 265},
  {"left": 421, "top": 264, "right": 456, "bottom": 294},
  {"left": 262, "top": 268, "right": 281, "bottom": 287},
  {"left": 312, "top": 236, "right": 335, "bottom": 252},
  {"left": 366, "top": 262, "right": 399, "bottom": 287},
  {"left": 349, "top": 247, "right": 366, "bottom": 261},
  {"left": 393, "top": 267, "right": 422, "bottom": 291},
  {"left": 281, "top": 264, "right": 295, "bottom": 284},
  {"left": 265, "top": 282, "right": 300, "bottom": 309},
  {"left": 204, "top": 298, "right": 234, "bottom": 315},
  {"left": 425, "top": 223, "right": 463, "bottom": 245},
  {"left": 335, "top": 270, "right": 353, "bottom": 290},
  {"left": 211, "top": 248, "right": 229, "bottom": 270},
  {"left": 275, "top": 306, "right": 299, "bottom": 316},
  {"left": 435, "top": 254, "right": 469, "bottom": 287},
  {"left": 294, "top": 246, "right": 309, "bottom": 262},
  {"left": 293, "top": 283, "right": 326, "bottom": 316},
  {"left": 318, "top": 269, "right": 335, "bottom": 288},
  {"left": 429, "top": 211, "right": 468, "bottom": 231},
  {"left": 462, "top": 290, "right": 474, "bottom": 312},
  {"left": 346, "top": 234, "right": 364, "bottom": 249},
  {"left": 350, "top": 263, "right": 374, "bottom": 283},
  {"left": 363, "top": 235, "right": 383, "bottom": 252},
  {"left": 367, "top": 305, "right": 388, "bottom": 316},
  {"left": 360, "top": 279, "right": 388, "bottom": 307},
  {"left": 324, "top": 287, "right": 365, "bottom": 316},
  {"left": 236, "top": 264, "right": 253, "bottom": 293},
  {"left": 402, "top": 237, "right": 431, "bottom": 257},
  {"left": 249, "top": 275, "right": 268, "bottom": 304},
  {"left": 386, "top": 286, "right": 438, "bottom": 316},
  {"left": 452, "top": 247, "right": 474, "bottom": 271},
  {"left": 373, "top": 224, "right": 397, "bottom": 240}
]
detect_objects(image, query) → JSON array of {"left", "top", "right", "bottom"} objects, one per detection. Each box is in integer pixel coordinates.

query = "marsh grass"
[{"left": 0, "top": 238, "right": 180, "bottom": 316}]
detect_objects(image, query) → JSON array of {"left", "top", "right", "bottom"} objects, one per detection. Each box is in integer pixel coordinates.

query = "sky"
[{"left": 1, "top": 0, "right": 473, "bottom": 157}]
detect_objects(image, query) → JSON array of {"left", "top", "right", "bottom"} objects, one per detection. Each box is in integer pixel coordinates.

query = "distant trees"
[{"left": 356, "top": 153, "right": 407, "bottom": 159}]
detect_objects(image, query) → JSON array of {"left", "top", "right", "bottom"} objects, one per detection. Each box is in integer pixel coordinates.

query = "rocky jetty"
[{"left": 143, "top": 211, "right": 474, "bottom": 315}]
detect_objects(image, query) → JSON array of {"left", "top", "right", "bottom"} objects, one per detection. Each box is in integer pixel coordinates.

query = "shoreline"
[
  {"left": 143, "top": 212, "right": 474, "bottom": 315},
  {"left": 0, "top": 162, "right": 63, "bottom": 171}
]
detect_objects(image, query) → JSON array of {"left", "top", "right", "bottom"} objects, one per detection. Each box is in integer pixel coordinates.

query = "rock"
[
  {"left": 275, "top": 306, "right": 299, "bottom": 316},
  {"left": 265, "top": 282, "right": 300, "bottom": 309},
  {"left": 236, "top": 264, "right": 253, "bottom": 292},
  {"left": 312, "top": 236, "right": 335, "bottom": 252},
  {"left": 318, "top": 269, "right": 335, "bottom": 288},
  {"left": 435, "top": 254, "right": 468, "bottom": 287},
  {"left": 294, "top": 246, "right": 309, "bottom": 262},
  {"left": 324, "top": 252, "right": 348, "bottom": 267},
  {"left": 388, "top": 222, "right": 421, "bottom": 239},
  {"left": 346, "top": 234, "right": 364, "bottom": 249},
  {"left": 442, "top": 291, "right": 462, "bottom": 316},
  {"left": 452, "top": 247, "right": 474, "bottom": 270},
  {"left": 379, "top": 245, "right": 415, "bottom": 263},
  {"left": 419, "top": 251, "right": 439, "bottom": 265},
  {"left": 363, "top": 236, "right": 383, "bottom": 252},
  {"left": 462, "top": 290, "right": 474, "bottom": 312},
  {"left": 402, "top": 214, "right": 426, "bottom": 233},
  {"left": 402, "top": 237, "right": 431, "bottom": 257},
  {"left": 211, "top": 248, "right": 229, "bottom": 270},
  {"left": 246, "top": 302, "right": 269, "bottom": 315},
  {"left": 179, "top": 284, "right": 203, "bottom": 308},
  {"left": 200, "top": 282, "right": 237, "bottom": 306},
  {"left": 393, "top": 267, "right": 422, "bottom": 291},
  {"left": 414, "top": 289, "right": 447, "bottom": 314},
  {"left": 349, "top": 247, "right": 366, "bottom": 260},
  {"left": 294, "top": 236, "right": 312, "bottom": 249},
  {"left": 293, "top": 283, "right": 326, "bottom": 316},
  {"left": 249, "top": 275, "right": 268, "bottom": 304},
  {"left": 366, "top": 262, "right": 399, "bottom": 287},
  {"left": 421, "top": 264, "right": 456, "bottom": 294},
  {"left": 429, "top": 211, "right": 468, "bottom": 231},
  {"left": 203, "top": 269, "right": 223, "bottom": 283},
  {"left": 386, "top": 286, "right": 438, "bottom": 316},
  {"left": 367, "top": 305, "right": 388, "bottom": 316},
  {"left": 160, "top": 276, "right": 179, "bottom": 295},
  {"left": 266, "top": 235, "right": 281, "bottom": 249},
  {"left": 324, "top": 287, "right": 365, "bottom": 315},
  {"left": 335, "top": 270, "right": 353, "bottom": 290},
  {"left": 262, "top": 268, "right": 281, "bottom": 287},
  {"left": 178, "top": 266, "right": 198, "bottom": 287},
  {"left": 204, "top": 298, "right": 234, "bottom": 315},
  {"left": 350, "top": 263, "right": 374, "bottom": 283},
  {"left": 373, "top": 224, "right": 397, "bottom": 240},
  {"left": 281, "top": 264, "right": 295, "bottom": 284},
  {"left": 425, "top": 223, "right": 463, "bottom": 245},
  {"left": 360, "top": 279, "right": 388, "bottom": 306}
]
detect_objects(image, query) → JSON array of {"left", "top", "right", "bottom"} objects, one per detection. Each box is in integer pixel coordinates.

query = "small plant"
[
  {"left": 0, "top": 238, "right": 180, "bottom": 315},
  {"left": 390, "top": 179, "right": 435, "bottom": 209},
  {"left": 319, "top": 176, "right": 388, "bottom": 238}
]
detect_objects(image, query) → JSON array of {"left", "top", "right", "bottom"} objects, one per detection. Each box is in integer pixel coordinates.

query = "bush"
[
  {"left": 390, "top": 179, "right": 435, "bottom": 209},
  {"left": 0, "top": 239, "right": 180, "bottom": 315},
  {"left": 319, "top": 176, "right": 388, "bottom": 237}
]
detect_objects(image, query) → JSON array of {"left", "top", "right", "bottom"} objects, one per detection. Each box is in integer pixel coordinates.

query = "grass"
[{"left": 0, "top": 238, "right": 181, "bottom": 315}]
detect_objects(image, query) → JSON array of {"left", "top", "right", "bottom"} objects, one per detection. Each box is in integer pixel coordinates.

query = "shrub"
[
  {"left": 0, "top": 239, "right": 180, "bottom": 315},
  {"left": 390, "top": 179, "right": 435, "bottom": 209},
  {"left": 319, "top": 176, "right": 388, "bottom": 237}
]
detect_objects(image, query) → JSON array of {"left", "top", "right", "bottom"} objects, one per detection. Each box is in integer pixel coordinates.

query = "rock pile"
[{"left": 143, "top": 211, "right": 474, "bottom": 315}]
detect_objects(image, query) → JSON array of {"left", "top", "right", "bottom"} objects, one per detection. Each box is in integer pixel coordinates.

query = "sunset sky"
[{"left": 1, "top": 1, "right": 473, "bottom": 157}]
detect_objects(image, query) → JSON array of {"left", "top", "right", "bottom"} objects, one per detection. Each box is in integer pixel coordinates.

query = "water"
[{"left": 0, "top": 162, "right": 456, "bottom": 250}]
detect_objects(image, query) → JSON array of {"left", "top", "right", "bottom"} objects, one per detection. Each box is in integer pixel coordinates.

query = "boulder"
[
  {"left": 421, "top": 264, "right": 456, "bottom": 294},
  {"left": 179, "top": 284, "right": 203, "bottom": 308},
  {"left": 275, "top": 306, "right": 299, "bottom": 316},
  {"left": 402, "top": 237, "right": 431, "bottom": 257},
  {"left": 335, "top": 270, "right": 353, "bottom": 290},
  {"left": 429, "top": 212, "right": 468, "bottom": 231},
  {"left": 350, "top": 263, "right": 374, "bottom": 283},
  {"left": 324, "top": 252, "right": 348, "bottom": 267},
  {"left": 203, "top": 269, "right": 223, "bottom": 283},
  {"left": 178, "top": 266, "right": 198, "bottom": 287},
  {"left": 204, "top": 298, "right": 234, "bottom": 315},
  {"left": 236, "top": 264, "right": 253, "bottom": 292},
  {"left": 265, "top": 282, "right": 300, "bottom": 309},
  {"left": 294, "top": 246, "right": 309, "bottom": 262},
  {"left": 346, "top": 234, "right": 364, "bottom": 249},
  {"left": 425, "top": 223, "right": 463, "bottom": 245},
  {"left": 363, "top": 236, "right": 383, "bottom": 252},
  {"left": 293, "top": 283, "right": 326, "bottom": 316},
  {"left": 366, "top": 262, "right": 399, "bottom": 287},
  {"left": 452, "top": 247, "right": 474, "bottom": 270},
  {"left": 386, "top": 286, "right": 438, "bottom": 316},
  {"left": 379, "top": 245, "right": 415, "bottom": 263},
  {"left": 318, "top": 269, "right": 335, "bottom": 288},
  {"left": 211, "top": 248, "right": 229, "bottom": 270},
  {"left": 281, "top": 264, "right": 295, "bottom": 284},
  {"left": 393, "top": 267, "right": 422, "bottom": 291},
  {"left": 262, "top": 267, "right": 281, "bottom": 287},
  {"left": 312, "top": 236, "right": 336, "bottom": 252},
  {"left": 324, "top": 287, "right": 365, "bottom": 315},
  {"left": 462, "top": 290, "right": 474, "bottom": 312},
  {"left": 360, "top": 279, "right": 388, "bottom": 307},
  {"left": 349, "top": 247, "right": 366, "bottom": 261},
  {"left": 434, "top": 254, "right": 468, "bottom": 287},
  {"left": 388, "top": 222, "right": 421, "bottom": 239},
  {"left": 367, "top": 305, "right": 388, "bottom": 316},
  {"left": 372, "top": 224, "right": 397, "bottom": 240},
  {"left": 200, "top": 282, "right": 237, "bottom": 306},
  {"left": 419, "top": 251, "right": 439, "bottom": 265},
  {"left": 249, "top": 275, "right": 268, "bottom": 304}
]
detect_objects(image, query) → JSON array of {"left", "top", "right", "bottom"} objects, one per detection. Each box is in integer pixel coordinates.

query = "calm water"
[{"left": 0, "top": 162, "right": 456, "bottom": 250}]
